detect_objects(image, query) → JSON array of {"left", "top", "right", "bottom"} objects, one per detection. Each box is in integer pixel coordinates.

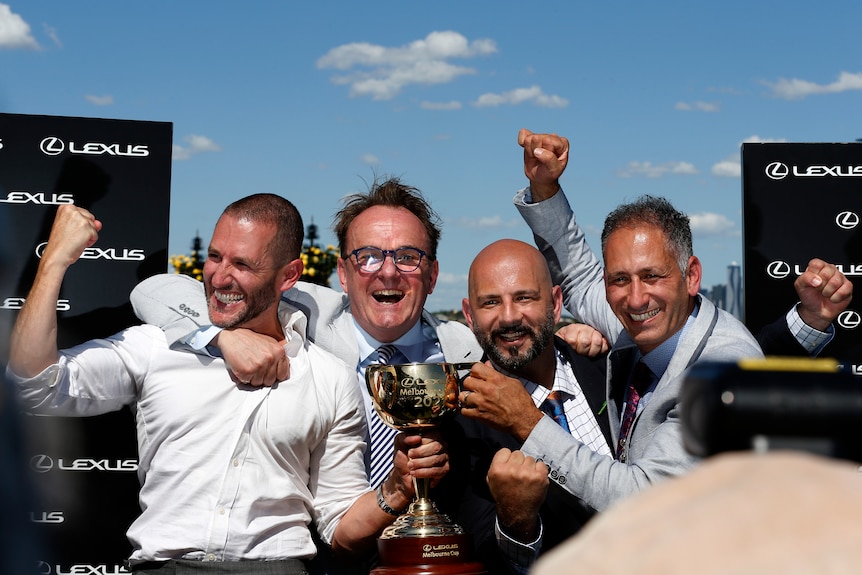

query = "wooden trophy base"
[{"left": 371, "top": 533, "right": 487, "bottom": 575}]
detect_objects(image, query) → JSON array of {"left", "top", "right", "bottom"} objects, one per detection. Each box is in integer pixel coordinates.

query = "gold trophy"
[{"left": 365, "top": 362, "right": 486, "bottom": 575}]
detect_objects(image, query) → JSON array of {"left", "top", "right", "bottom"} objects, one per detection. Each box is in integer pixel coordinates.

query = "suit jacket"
[
  {"left": 514, "top": 187, "right": 764, "bottom": 512},
  {"left": 757, "top": 315, "right": 810, "bottom": 356},
  {"left": 434, "top": 336, "right": 612, "bottom": 573}
]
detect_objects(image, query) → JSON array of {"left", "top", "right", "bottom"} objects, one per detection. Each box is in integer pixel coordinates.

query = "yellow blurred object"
[{"left": 738, "top": 356, "right": 840, "bottom": 373}]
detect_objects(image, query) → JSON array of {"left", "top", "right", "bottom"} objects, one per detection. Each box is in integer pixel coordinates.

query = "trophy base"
[
  {"left": 372, "top": 502, "right": 486, "bottom": 574},
  {"left": 372, "top": 532, "right": 486, "bottom": 575}
]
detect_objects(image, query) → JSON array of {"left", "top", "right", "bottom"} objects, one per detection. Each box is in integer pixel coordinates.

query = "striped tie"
[{"left": 368, "top": 344, "right": 401, "bottom": 488}]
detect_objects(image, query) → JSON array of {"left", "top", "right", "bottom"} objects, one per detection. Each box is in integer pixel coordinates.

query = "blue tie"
[
  {"left": 368, "top": 344, "right": 401, "bottom": 488},
  {"left": 542, "top": 390, "right": 570, "bottom": 434}
]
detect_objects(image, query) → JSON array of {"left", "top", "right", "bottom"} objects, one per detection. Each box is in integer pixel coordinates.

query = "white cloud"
[
  {"left": 361, "top": 153, "right": 380, "bottom": 165},
  {"left": 765, "top": 71, "right": 862, "bottom": 100},
  {"left": 617, "top": 161, "right": 698, "bottom": 178},
  {"left": 172, "top": 134, "right": 222, "bottom": 161},
  {"left": 741, "top": 135, "right": 787, "bottom": 145},
  {"left": 85, "top": 94, "right": 113, "bottom": 106},
  {"left": 420, "top": 100, "right": 462, "bottom": 110},
  {"left": 43, "top": 23, "right": 61, "bottom": 48},
  {"left": 317, "top": 31, "right": 497, "bottom": 100},
  {"left": 711, "top": 135, "right": 788, "bottom": 177},
  {"left": 689, "top": 212, "right": 737, "bottom": 236},
  {"left": 455, "top": 214, "right": 521, "bottom": 229},
  {"left": 711, "top": 159, "right": 739, "bottom": 178},
  {"left": 0, "top": 3, "right": 39, "bottom": 49},
  {"left": 474, "top": 85, "right": 568, "bottom": 108},
  {"left": 675, "top": 101, "right": 720, "bottom": 112}
]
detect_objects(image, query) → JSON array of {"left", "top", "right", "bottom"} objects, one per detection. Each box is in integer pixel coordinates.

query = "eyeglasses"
[{"left": 348, "top": 246, "right": 428, "bottom": 273}]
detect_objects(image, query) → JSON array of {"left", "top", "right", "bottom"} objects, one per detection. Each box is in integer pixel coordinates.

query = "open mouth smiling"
[
  {"left": 373, "top": 289, "right": 405, "bottom": 304},
  {"left": 214, "top": 291, "right": 244, "bottom": 305},
  {"left": 630, "top": 309, "right": 659, "bottom": 322},
  {"left": 494, "top": 327, "right": 532, "bottom": 344}
]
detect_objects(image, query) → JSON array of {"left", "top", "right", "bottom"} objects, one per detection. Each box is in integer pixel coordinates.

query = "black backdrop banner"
[
  {"left": 742, "top": 142, "right": 862, "bottom": 371},
  {"left": 0, "top": 112, "right": 172, "bottom": 574}
]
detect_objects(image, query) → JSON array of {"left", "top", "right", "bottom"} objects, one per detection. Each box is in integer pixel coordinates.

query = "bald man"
[{"left": 435, "top": 239, "right": 613, "bottom": 574}]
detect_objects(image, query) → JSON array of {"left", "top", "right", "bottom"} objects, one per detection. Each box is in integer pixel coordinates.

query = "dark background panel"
[
  {"left": 0, "top": 112, "right": 172, "bottom": 570},
  {"left": 742, "top": 142, "right": 862, "bottom": 368}
]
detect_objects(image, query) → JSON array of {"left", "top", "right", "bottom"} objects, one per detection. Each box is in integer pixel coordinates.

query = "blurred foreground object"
[
  {"left": 532, "top": 451, "right": 862, "bottom": 575},
  {"left": 681, "top": 358, "right": 862, "bottom": 462}
]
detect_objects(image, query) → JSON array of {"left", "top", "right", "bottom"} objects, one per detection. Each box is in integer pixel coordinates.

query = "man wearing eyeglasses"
[
  {"left": 133, "top": 176, "right": 481, "bottom": 416},
  {"left": 130, "top": 177, "right": 483, "bottom": 573}
]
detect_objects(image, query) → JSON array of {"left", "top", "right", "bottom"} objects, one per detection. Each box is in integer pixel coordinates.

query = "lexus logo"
[
  {"left": 40, "top": 137, "right": 65, "bottom": 156},
  {"left": 836, "top": 211, "right": 860, "bottom": 230},
  {"left": 31, "top": 454, "right": 54, "bottom": 473},
  {"left": 838, "top": 310, "right": 861, "bottom": 330},
  {"left": 765, "top": 162, "right": 790, "bottom": 180},
  {"left": 766, "top": 261, "right": 791, "bottom": 279}
]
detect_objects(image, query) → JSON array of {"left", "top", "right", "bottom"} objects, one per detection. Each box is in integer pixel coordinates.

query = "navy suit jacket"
[
  {"left": 433, "top": 336, "right": 612, "bottom": 572},
  {"left": 757, "top": 315, "right": 810, "bottom": 356}
]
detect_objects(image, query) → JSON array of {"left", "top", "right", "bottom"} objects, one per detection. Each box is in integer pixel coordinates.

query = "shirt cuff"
[
  {"left": 186, "top": 325, "right": 223, "bottom": 352},
  {"left": 786, "top": 304, "right": 834, "bottom": 356},
  {"left": 495, "top": 515, "right": 542, "bottom": 573}
]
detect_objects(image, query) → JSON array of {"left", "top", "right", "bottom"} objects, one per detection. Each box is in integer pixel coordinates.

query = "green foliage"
[
  {"left": 301, "top": 244, "right": 339, "bottom": 286},
  {"left": 170, "top": 253, "right": 203, "bottom": 281}
]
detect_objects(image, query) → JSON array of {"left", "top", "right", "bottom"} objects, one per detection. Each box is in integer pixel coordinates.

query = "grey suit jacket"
[
  {"left": 514, "top": 186, "right": 763, "bottom": 512},
  {"left": 129, "top": 274, "right": 483, "bottom": 366}
]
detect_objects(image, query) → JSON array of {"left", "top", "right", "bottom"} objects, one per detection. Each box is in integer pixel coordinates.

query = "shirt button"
[
  {"left": 217, "top": 506, "right": 225, "bottom": 515},
  {"left": 233, "top": 459, "right": 239, "bottom": 467},
  {"left": 206, "top": 553, "right": 216, "bottom": 561}
]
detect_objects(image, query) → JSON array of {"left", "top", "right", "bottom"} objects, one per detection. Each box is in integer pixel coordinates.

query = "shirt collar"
[
  {"left": 491, "top": 347, "right": 577, "bottom": 407},
  {"left": 354, "top": 318, "right": 425, "bottom": 366},
  {"left": 279, "top": 301, "right": 309, "bottom": 359},
  {"left": 639, "top": 297, "right": 700, "bottom": 377}
]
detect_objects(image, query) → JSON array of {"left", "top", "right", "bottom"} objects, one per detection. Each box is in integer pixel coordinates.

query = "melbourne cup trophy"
[{"left": 365, "top": 362, "right": 486, "bottom": 575}]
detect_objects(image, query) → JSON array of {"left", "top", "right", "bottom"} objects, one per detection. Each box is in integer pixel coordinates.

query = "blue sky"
[{"left": 2, "top": 1, "right": 861, "bottom": 312}]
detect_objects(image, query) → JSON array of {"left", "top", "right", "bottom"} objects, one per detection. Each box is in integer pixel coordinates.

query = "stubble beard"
[{"left": 205, "top": 282, "right": 277, "bottom": 329}]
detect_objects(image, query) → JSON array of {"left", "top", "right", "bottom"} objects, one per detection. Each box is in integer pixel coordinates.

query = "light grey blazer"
[{"left": 514, "top": 187, "right": 763, "bottom": 512}]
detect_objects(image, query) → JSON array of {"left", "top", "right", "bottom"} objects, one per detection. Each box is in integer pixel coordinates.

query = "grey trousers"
[{"left": 130, "top": 559, "right": 309, "bottom": 575}]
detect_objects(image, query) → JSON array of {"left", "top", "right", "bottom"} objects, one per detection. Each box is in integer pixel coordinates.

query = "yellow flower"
[{"left": 300, "top": 243, "right": 338, "bottom": 286}]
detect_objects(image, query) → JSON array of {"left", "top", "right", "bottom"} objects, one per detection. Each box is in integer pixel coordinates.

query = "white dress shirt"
[{"left": 9, "top": 304, "right": 368, "bottom": 565}]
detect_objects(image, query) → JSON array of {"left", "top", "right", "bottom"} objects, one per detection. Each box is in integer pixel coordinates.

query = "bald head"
[
  {"left": 468, "top": 239, "right": 554, "bottom": 301},
  {"left": 464, "top": 239, "right": 562, "bottom": 377}
]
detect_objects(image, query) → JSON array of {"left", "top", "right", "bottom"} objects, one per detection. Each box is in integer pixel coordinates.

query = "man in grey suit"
[{"left": 472, "top": 129, "right": 765, "bottom": 512}]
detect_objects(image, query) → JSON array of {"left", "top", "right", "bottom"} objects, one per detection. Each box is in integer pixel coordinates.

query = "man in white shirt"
[{"left": 7, "top": 195, "right": 448, "bottom": 574}]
